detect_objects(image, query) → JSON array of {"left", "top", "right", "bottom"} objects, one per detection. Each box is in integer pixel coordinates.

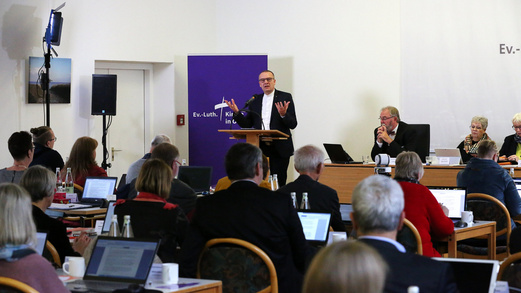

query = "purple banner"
[{"left": 187, "top": 55, "right": 267, "bottom": 185}]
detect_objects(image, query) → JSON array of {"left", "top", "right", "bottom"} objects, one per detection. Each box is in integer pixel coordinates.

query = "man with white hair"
[
  {"left": 278, "top": 144, "right": 345, "bottom": 231},
  {"left": 351, "top": 175, "right": 457, "bottom": 293},
  {"left": 126, "top": 134, "right": 171, "bottom": 184}
]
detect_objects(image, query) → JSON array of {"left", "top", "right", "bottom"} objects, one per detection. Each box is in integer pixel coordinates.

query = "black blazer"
[
  {"left": 359, "top": 238, "right": 458, "bottom": 293},
  {"left": 233, "top": 89, "right": 297, "bottom": 158},
  {"left": 278, "top": 174, "right": 346, "bottom": 232},
  {"left": 499, "top": 134, "right": 519, "bottom": 158},
  {"left": 179, "top": 181, "right": 313, "bottom": 293},
  {"left": 29, "top": 143, "right": 64, "bottom": 171},
  {"left": 371, "top": 121, "right": 417, "bottom": 160}
]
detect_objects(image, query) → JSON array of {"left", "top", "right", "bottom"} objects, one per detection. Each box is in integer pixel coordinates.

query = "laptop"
[
  {"left": 81, "top": 177, "right": 118, "bottom": 207},
  {"left": 66, "top": 236, "right": 159, "bottom": 293},
  {"left": 512, "top": 178, "right": 521, "bottom": 197},
  {"left": 434, "top": 148, "right": 462, "bottom": 165},
  {"left": 177, "top": 166, "right": 212, "bottom": 194},
  {"left": 433, "top": 258, "right": 499, "bottom": 293},
  {"left": 428, "top": 187, "right": 467, "bottom": 222},
  {"left": 35, "top": 231, "right": 48, "bottom": 255},
  {"left": 339, "top": 203, "right": 353, "bottom": 223},
  {"left": 297, "top": 210, "right": 331, "bottom": 246},
  {"left": 101, "top": 201, "right": 117, "bottom": 234},
  {"left": 323, "top": 143, "right": 362, "bottom": 164}
]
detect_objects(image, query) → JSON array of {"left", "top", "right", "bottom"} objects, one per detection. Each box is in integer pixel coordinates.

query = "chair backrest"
[
  {"left": 408, "top": 124, "right": 430, "bottom": 163},
  {"left": 197, "top": 238, "right": 278, "bottom": 293},
  {"left": 45, "top": 240, "right": 62, "bottom": 267},
  {"left": 498, "top": 251, "right": 521, "bottom": 290},
  {"left": 0, "top": 277, "right": 39, "bottom": 293},
  {"left": 397, "top": 218, "right": 423, "bottom": 255}
]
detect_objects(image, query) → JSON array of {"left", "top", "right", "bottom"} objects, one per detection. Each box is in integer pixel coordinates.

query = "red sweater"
[
  {"left": 399, "top": 181, "right": 455, "bottom": 257},
  {"left": 74, "top": 164, "right": 107, "bottom": 187}
]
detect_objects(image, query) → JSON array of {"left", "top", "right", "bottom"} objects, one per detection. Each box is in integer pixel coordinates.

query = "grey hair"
[
  {"left": 381, "top": 106, "right": 400, "bottom": 122},
  {"left": 20, "top": 165, "right": 56, "bottom": 202},
  {"left": 0, "top": 183, "right": 36, "bottom": 247},
  {"left": 151, "top": 134, "right": 171, "bottom": 147},
  {"left": 512, "top": 113, "right": 521, "bottom": 124},
  {"left": 471, "top": 116, "right": 488, "bottom": 130},
  {"left": 395, "top": 151, "right": 424, "bottom": 180},
  {"left": 294, "top": 145, "right": 325, "bottom": 173},
  {"left": 352, "top": 175, "right": 404, "bottom": 234}
]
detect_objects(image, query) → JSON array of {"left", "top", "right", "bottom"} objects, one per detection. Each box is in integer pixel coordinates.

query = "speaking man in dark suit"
[
  {"left": 351, "top": 175, "right": 458, "bottom": 293},
  {"left": 179, "top": 143, "right": 313, "bottom": 293},
  {"left": 225, "top": 70, "right": 297, "bottom": 186},
  {"left": 278, "top": 144, "right": 345, "bottom": 232},
  {"left": 371, "top": 106, "right": 417, "bottom": 161}
]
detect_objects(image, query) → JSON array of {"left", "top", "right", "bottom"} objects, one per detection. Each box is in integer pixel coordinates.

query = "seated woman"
[
  {"left": 0, "top": 131, "right": 33, "bottom": 184},
  {"left": 499, "top": 112, "right": 521, "bottom": 163},
  {"left": 29, "top": 126, "right": 64, "bottom": 170},
  {"left": 457, "top": 116, "right": 490, "bottom": 164},
  {"left": 115, "top": 158, "right": 188, "bottom": 263},
  {"left": 0, "top": 183, "right": 69, "bottom": 293},
  {"left": 303, "top": 241, "right": 387, "bottom": 293},
  {"left": 20, "top": 165, "right": 90, "bottom": 264},
  {"left": 394, "top": 151, "right": 454, "bottom": 257},
  {"left": 63, "top": 136, "right": 107, "bottom": 187}
]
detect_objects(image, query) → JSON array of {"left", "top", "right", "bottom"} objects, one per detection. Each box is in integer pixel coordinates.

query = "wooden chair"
[
  {"left": 45, "top": 240, "right": 62, "bottom": 267},
  {"left": 197, "top": 238, "right": 278, "bottom": 293},
  {"left": 397, "top": 218, "right": 423, "bottom": 255},
  {"left": 0, "top": 277, "right": 39, "bottom": 293},
  {"left": 457, "top": 193, "right": 511, "bottom": 261}
]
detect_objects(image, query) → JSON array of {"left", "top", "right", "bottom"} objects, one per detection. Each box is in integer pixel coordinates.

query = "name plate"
[{"left": 437, "top": 157, "right": 451, "bottom": 165}]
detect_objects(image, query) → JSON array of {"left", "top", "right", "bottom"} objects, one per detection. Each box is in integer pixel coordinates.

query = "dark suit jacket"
[
  {"left": 179, "top": 181, "right": 313, "bottom": 293},
  {"left": 29, "top": 143, "right": 64, "bottom": 171},
  {"left": 278, "top": 175, "right": 345, "bottom": 232},
  {"left": 359, "top": 238, "right": 458, "bottom": 293},
  {"left": 32, "top": 206, "right": 80, "bottom": 264},
  {"left": 233, "top": 89, "right": 297, "bottom": 158},
  {"left": 371, "top": 121, "right": 417, "bottom": 160},
  {"left": 499, "top": 134, "right": 519, "bottom": 158}
]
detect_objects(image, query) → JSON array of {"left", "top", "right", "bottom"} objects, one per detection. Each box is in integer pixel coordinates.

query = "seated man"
[
  {"left": 351, "top": 175, "right": 458, "bottom": 292},
  {"left": 278, "top": 144, "right": 345, "bottom": 231},
  {"left": 126, "top": 134, "right": 171, "bottom": 184},
  {"left": 457, "top": 140, "right": 521, "bottom": 228},
  {"left": 179, "top": 143, "right": 314, "bottom": 293},
  {"left": 371, "top": 106, "right": 417, "bottom": 161},
  {"left": 118, "top": 143, "right": 197, "bottom": 218}
]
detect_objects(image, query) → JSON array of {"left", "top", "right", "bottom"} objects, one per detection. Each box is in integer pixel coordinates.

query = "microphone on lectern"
[{"left": 243, "top": 96, "right": 255, "bottom": 108}]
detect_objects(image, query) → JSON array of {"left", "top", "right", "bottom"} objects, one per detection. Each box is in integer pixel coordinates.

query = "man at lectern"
[{"left": 225, "top": 70, "right": 297, "bottom": 186}]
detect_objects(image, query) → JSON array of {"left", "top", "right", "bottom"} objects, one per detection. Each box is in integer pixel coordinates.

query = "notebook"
[
  {"left": 81, "top": 177, "right": 118, "bottom": 206},
  {"left": 35, "top": 231, "right": 48, "bottom": 255},
  {"left": 67, "top": 236, "right": 159, "bottom": 293},
  {"left": 101, "top": 201, "right": 117, "bottom": 234},
  {"left": 433, "top": 258, "right": 499, "bottom": 293},
  {"left": 428, "top": 187, "right": 467, "bottom": 221},
  {"left": 177, "top": 166, "right": 212, "bottom": 194},
  {"left": 434, "top": 148, "right": 462, "bottom": 165},
  {"left": 297, "top": 211, "right": 331, "bottom": 246},
  {"left": 339, "top": 203, "right": 353, "bottom": 223},
  {"left": 323, "top": 143, "right": 361, "bottom": 164}
]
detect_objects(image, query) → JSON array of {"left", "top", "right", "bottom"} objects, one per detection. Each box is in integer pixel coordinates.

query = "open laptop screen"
[
  {"left": 428, "top": 187, "right": 466, "bottom": 220},
  {"left": 513, "top": 178, "right": 521, "bottom": 197},
  {"left": 433, "top": 258, "right": 499, "bottom": 293},
  {"left": 339, "top": 203, "right": 353, "bottom": 223},
  {"left": 101, "top": 201, "right": 117, "bottom": 234},
  {"left": 297, "top": 211, "right": 331, "bottom": 245},
  {"left": 82, "top": 177, "right": 117, "bottom": 199},
  {"left": 35, "top": 231, "right": 48, "bottom": 255},
  {"left": 177, "top": 166, "right": 212, "bottom": 194}
]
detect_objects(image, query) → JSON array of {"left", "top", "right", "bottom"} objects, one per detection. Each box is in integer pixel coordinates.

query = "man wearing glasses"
[
  {"left": 371, "top": 106, "right": 417, "bottom": 161},
  {"left": 225, "top": 70, "right": 297, "bottom": 186}
]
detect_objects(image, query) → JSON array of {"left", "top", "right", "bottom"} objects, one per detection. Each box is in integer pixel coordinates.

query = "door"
[{"left": 94, "top": 67, "right": 146, "bottom": 183}]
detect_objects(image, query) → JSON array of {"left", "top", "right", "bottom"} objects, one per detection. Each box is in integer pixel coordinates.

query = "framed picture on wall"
[{"left": 28, "top": 56, "right": 71, "bottom": 103}]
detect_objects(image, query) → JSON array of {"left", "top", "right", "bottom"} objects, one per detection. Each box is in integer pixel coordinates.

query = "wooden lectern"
[{"left": 218, "top": 129, "right": 289, "bottom": 147}]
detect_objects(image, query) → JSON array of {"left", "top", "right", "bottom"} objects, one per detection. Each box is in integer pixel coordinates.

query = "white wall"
[{"left": 0, "top": 0, "right": 400, "bottom": 179}]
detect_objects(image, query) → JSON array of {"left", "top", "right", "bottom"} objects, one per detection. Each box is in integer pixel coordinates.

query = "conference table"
[{"left": 319, "top": 163, "right": 520, "bottom": 204}]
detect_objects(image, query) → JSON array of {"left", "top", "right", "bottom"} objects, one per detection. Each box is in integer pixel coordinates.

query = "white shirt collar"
[{"left": 358, "top": 235, "right": 406, "bottom": 253}]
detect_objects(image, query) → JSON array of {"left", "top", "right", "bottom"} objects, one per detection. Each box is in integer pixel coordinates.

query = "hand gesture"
[
  {"left": 72, "top": 232, "right": 91, "bottom": 255},
  {"left": 224, "top": 99, "right": 239, "bottom": 113},
  {"left": 376, "top": 125, "right": 392, "bottom": 144},
  {"left": 275, "top": 101, "right": 290, "bottom": 117}
]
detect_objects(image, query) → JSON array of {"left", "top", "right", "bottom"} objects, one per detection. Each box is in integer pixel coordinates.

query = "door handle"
[{"left": 111, "top": 147, "right": 122, "bottom": 161}]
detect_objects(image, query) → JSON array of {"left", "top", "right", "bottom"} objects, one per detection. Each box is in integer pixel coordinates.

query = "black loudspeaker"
[{"left": 92, "top": 74, "right": 117, "bottom": 116}]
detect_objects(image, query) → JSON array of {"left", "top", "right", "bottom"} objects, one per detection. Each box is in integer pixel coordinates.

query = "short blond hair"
[
  {"left": 136, "top": 159, "right": 172, "bottom": 199},
  {"left": 512, "top": 113, "right": 521, "bottom": 124},
  {"left": 471, "top": 116, "right": 488, "bottom": 130},
  {"left": 0, "top": 183, "right": 36, "bottom": 247}
]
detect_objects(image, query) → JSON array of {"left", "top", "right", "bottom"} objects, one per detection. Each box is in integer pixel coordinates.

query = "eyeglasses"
[
  {"left": 469, "top": 125, "right": 483, "bottom": 130},
  {"left": 49, "top": 137, "right": 57, "bottom": 142},
  {"left": 378, "top": 116, "right": 395, "bottom": 121},
  {"left": 258, "top": 78, "right": 274, "bottom": 83},
  {"left": 174, "top": 160, "right": 182, "bottom": 166},
  {"left": 513, "top": 126, "right": 521, "bottom": 130}
]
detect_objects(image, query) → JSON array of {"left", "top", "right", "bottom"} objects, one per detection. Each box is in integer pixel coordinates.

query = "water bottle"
[
  {"left": 108, "top": 215, "right": 120, "bottom": 237},
  {"left": 510, "top": 168, "right": 515, "bottom": 178},
  {"left": 290, "top": 192, "right": 297, "bottom": 208},
  {"left": 55, "top": 168, "right": 62, "bottom": 192},
  {"left": 268, "top": 175, "right": 274, "bottom": 190},
  {"left": 65, "top": 167, "right": 74, "bottom": 193},
  {"left": 272, "top": 174, "right": 279, "bottom": 190},
  {"left": 121, "top": 215, "right": 134, "bottom": 238},
  {"left": 407, "top": 286, "right": 419, "bottom": 293},
  {"left": 300, "top": 192, "right": 310, "bottom": 210}
]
